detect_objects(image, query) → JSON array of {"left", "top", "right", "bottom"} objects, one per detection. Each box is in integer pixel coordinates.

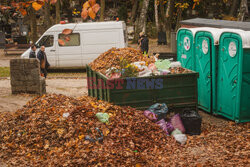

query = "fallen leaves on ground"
[
  {"left": 0, "top": 94, "right": 249, "bottom": 166},
  {"left": 89, "top": 48, "right": 155, "bottom": 74}
]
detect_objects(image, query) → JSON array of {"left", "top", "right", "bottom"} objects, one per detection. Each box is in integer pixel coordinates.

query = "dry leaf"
[
  {"left": 92, "top": 3, "right": 100, "bottom": 13},
  {"left": 58, "top": 39, "right": 65, "bottom": 46},
  {"left": 32, "top": 2, "right": 43, "bottom": 11},
  {"left": 81, "top": 8, "right": 88, "bottom": 20},
  {"left": 88, "top": 7, "right": 96, "bottom": 20},
  {"left": 88, "top": 0, "right": 96, "bottom": 7},
  {"left": 62, "top": 29, "right": 72, "bottom": 35},
  {"left": 83, "top": 1, "right": 90, "bottom": 9}
]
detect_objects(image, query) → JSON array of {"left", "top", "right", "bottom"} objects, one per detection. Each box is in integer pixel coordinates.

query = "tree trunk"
[
  {"left": 131, "top": 0, "right": 139, "bottom": 23},
  {"left": 238, "top": 0, "right": 248, "bottom": 21},
  {"left": 134, "top": 0, "right": 150, "bottom": 41},
  {"left": 100, "top": 0, "right": 105, "bottom": 21},
  {"left": 159, "top": 0, "right": 166, "bottom": 31},
  {"left": 154, "top": 0, "right": 159, "bottom": 32},
  {"left": 165, "top": 0, "right": 174, "bottom": 44},
  {"left": 29, "top": 8, "right": 38, "bottom": 43},
  {"left": 55, "top": 0, "right": 61, "bottom": 24},
  {"left": 175, "top": 8, "right": 182, "bottom": 32},
  {"left": 44, "top": 1, "right": 52, "bottom": 29},
  {"left": 229, "top": 0, "right": 239, "bottom": 16}
]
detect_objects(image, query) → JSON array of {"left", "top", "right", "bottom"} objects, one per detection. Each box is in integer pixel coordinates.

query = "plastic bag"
[
  {"left": 138, "top": 67, "right": 152, "bottom": 77},
  {"left": 155, "top": 59, "right": 171, "bottom": 70},
  {"left": 170, "top": 61, "right": 181, "bottom": 68},
  {"left": 156, "top": 119, "right": 169, "bottom": 135},
  {"left": 170, "top": 114, "right": 185, "bottom": 133},
  {"left": 148, "top": 63, "right": 157, "bottom": 71},
  {"left": 148, "top": 103, "right": 168, "bottom": 121},
  {"left": 96, "top": 112, "right": 109, "bottom": 123},
  {"left": 173, "top": 134, "right": 187, "bottom": 145},
  {"left": 131, "top": 61, "right": 147, "bottom": 71},
  {"left": 171, "top": 128, "right": 183, "bottom": 136},
  {"left": 166, "top": 122, "right": 175, "bottom": 133},
  {"left": 160, "top": 70, "right": 170, "bottom": 75},
  {"left": 144, "top": 110, "right": 157, "bottom": 121}
]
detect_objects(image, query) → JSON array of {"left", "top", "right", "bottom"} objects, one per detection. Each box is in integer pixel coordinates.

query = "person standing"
[
  {"left": 29, "top": 45, "right": 37, "bottom": 58},
  {"left": 138, "top": 32, "right": 149, "bottom": 55},
  {"left": 37, "top": 46, "right": 50, "bottom": 78}
]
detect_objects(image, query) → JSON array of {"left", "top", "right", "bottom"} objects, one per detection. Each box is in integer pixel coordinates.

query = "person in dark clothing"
[
  {"left": 37, "top": 46, "right": 50, "bottom": 78},
  {"left": 138, "top": 32, "right": 149, "bottom": 54},
  {"left": 29, "top": 45, "right": 37, "bottom": 58}
]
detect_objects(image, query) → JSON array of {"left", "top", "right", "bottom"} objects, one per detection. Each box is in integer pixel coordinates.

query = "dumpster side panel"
[
  {"left": 238, "top": 49, "right": 250, "bottom": 122},
  {"left": 87, "top": 66, "right": 198, "bottom": 110},
  {"left": 154, "top": 74, "right": 198, "bottom": 110}
]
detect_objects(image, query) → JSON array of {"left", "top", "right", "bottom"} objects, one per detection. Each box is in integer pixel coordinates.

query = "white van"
[{"left": 21, "top": 21, "right": 128, "bottom": 68}]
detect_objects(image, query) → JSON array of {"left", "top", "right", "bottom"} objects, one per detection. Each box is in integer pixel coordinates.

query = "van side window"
[
  {"left": 58, "top": 33, "right": 80, "bottom": 47},
  {"left": 36, "top": 35, "right": 54, "bottom": 48}
]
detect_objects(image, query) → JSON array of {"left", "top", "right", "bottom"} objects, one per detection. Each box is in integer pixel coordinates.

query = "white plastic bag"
[
  {"left": 173, "top": 134, "right": 187, "bottom": 145},
  {"left": 170, "top": 61, "right": 182, "bottom": 68}
]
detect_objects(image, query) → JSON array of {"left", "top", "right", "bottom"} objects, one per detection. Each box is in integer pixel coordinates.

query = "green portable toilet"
[
  {"left": 216, "top": 30, "right": 250, "bottom": 122},
  {"left": 177, "top": 28, "right": 206, "bottom": 70},
  {"left": 194, "top": 28, "right": 225, "bottom": 113}
]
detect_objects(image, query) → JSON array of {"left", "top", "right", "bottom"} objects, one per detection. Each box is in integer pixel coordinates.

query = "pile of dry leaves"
[
  {"left": 89, "top": 48, "right": 155, "bottom": 74},
  {"left": 0, "top": 94, "right": 249, "bottom": 166}
]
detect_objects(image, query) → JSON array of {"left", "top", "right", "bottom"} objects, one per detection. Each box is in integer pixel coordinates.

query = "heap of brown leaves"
[
  {"left": 0, "top": 94, "right": 249, "bottom": 166},
  {"left": 89, "top": 48, "right": 155, "bottom": 74}
]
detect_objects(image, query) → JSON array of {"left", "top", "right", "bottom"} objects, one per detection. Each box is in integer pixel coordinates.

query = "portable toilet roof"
[
  {"left": 218, "top": 29, "right": 250, "bottom": 48},
  {"left": 180, "top": 18, "right": 250, "bottom": 31}
]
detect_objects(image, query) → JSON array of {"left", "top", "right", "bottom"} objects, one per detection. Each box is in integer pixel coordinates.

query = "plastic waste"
[
  {"left": 170, "top": 61, "right": 182, "bottom": 68},
  {"left": 171, "top": 128, "right": 183, "bottom": 136},
  {"left": 155, "top": 59, "right": 171, "bottom": 70},
  {"left": 147, "top": 103, "right": 168, "bottom": 121},
  {"left": 156, "top": 119, "right": 169, "bottom": 135},
  {"left": 173, "top": 134, "right": 187, "bottom": 145},
  {"left": 160, "top": 70, "right": 170, "bottom": 75},
  {"left": 131, "top": 61, "right": 147, "bottom": 71},
  {"left": 138, "top": 67, "right": 152, "bottom": 77},
  {"left": 166, "top": 122, "right": 175, "bottom": 133},
  {"left": 148, "top": 63, "right": 157, "bottom": 71},
  {"left": 96, "top": 112, "right": 109, "bottom": 123},
  {"left": 144, "top": 110, "right": 157, "bottom": 121},
  {"left": 110, "top": 72, "right": 121, "bottom": 79},
  {"left": 63, "top": 112, "right": 70, "bottom": 118},
  {"left": 85, "top": 128, "right": 104, "bottom": 143},
  {"left": 170, "top": 114, "right": 185, "bottom": 133}
]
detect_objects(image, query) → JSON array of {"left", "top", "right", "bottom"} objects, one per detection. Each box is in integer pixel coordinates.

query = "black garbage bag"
[{"left": 180, "top": 108, "right": 202, "bottom": 135}]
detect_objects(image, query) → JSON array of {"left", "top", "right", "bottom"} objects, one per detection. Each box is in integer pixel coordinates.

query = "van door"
[
  {"left": 36, "top": 34, "right": 57, "bottom": 67},
  {"left": 57, "top": 32, "right": 82, "bottom": 68}
]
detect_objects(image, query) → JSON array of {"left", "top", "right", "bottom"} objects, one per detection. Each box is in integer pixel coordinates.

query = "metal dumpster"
[
  {"left": 216, "top": 30, "right": 250, "bottom": 122},
  {"left": 86, "top": 65, "right": 198, "bottom": 111}
]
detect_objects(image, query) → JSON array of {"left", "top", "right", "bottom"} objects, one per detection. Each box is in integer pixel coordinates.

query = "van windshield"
[{"left": 36, "top": 35, "right": 54, "bottom": 48}]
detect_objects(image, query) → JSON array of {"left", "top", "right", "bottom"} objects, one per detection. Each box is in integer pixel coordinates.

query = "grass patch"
[{"left": 0, "top": 67, "right": 10, "bottom": 77}]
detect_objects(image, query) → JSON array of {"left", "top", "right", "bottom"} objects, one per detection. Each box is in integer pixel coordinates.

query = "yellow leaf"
[
  {"left": 78, "top": 135, "right": 85, "bottom": 140},
  {"left": 32, "top": 2, "right": 43, "bottom": 11}
]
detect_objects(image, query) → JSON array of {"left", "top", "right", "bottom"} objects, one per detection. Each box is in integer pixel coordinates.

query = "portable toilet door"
[
  {"left": 194, "top": 28, "right": 224, "bottom": 113},
  {"left": 217, "top": 30, "right": 250, "bottom": 122},
  {"left": 177, "top": 28, "right": 196, "bottom": 70},
  {"left": 177, "top": 27, "right": 214, "bottom": 71}
]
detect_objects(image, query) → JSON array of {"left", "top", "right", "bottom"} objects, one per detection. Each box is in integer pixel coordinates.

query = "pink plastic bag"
[
  {"left": 170, "top": 114, "right": 185, "bottom": 133},
  {"left": 148, "top": 63, "right": 157, "bottom": 71},
  {"left": 156, "top": 119, "right": 169, "bottom": 135},
  {"left": 144, "top": 110, "right": 157, "bottom": 121},
  {"left": 166, "top": 122, "right": 175, "bottom": 133}
]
